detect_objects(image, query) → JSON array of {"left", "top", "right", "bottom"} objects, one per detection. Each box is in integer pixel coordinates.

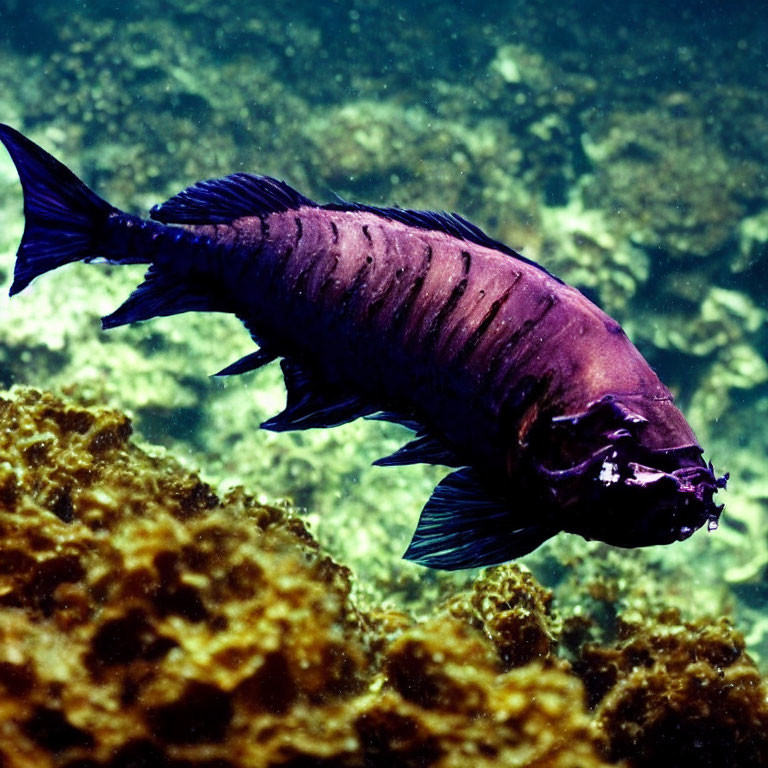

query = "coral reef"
[
  {"left": 0, "top": 387, "right": 371, "bottom": 766},
  {"left": 446, "top": 563, "right": 561, "bottom": 669},
  {"left": 573, "top": 610, "right": 768, "bottom": 768},
  {"left": 377, "top": 617, "right": 604, "bottom": 768},
  {"left": 3, "top": 387, "right": 768, "bottom": 767}
]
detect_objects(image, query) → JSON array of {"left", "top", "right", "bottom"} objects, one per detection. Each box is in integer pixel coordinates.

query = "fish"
[{"left": 0, "top": 124, "right": 727, "bottom": 570}]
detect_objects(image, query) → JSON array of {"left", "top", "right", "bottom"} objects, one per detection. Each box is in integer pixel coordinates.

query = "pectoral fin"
[{"left": 403, "top": 468, "right": 555, "bottom": 570}]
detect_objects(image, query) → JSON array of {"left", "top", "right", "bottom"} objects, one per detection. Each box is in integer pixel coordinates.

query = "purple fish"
[{"left": 0, "top": 124, "right": 727, "bottom": 569}]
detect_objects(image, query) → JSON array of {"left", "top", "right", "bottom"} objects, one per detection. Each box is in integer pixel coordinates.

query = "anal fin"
[
  {"left": 102, "top": 266, "right": 223, "bottom": 329},
  {"left": 214, "top": 348, "right": 277, "bottom": 377},
  {"left": 403, "top": 468, "right": 555, "bottom": 570},
  {"left": 365, "top": 411, "right": 424, "bottom": 433},
  {"left": 261, "top": 359, "right": 375, "bottom": 432},
  {"left": 374, "top": 433, "right": 463, "bottom": 468}
]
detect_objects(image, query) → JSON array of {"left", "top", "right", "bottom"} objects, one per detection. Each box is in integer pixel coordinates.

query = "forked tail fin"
[{"left": 0, "top": 124, "right": 117, "bottom": 295}]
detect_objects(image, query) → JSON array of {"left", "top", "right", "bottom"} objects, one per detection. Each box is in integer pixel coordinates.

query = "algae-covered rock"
[
  {"left": 447, "top": 563, "right": 561, "bottom": 669},
  {"left": 575, "top": 610, "right": 768, "bottom": 768},
  {"left": 0, "top": 387, "right": 371, "bottom": 766},
  {"left": 0, "top": 387, "right": 614, "bottom": 768}
]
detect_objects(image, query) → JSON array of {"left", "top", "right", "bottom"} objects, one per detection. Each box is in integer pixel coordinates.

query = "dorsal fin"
[
  {"left": 151, "top": 173, "right": 557, "bottom": 281},
  {"left": 150, "top": 173, "right": 317, "bottom": 225}
]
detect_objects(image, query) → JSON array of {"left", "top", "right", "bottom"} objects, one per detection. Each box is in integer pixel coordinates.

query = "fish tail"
[{"left": 0, "top": 124, "right": 117, "bottom": 296}]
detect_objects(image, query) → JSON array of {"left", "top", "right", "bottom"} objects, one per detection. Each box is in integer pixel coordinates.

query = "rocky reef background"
[{"left": 0, "top": 0, "right": 766, "bottom": 763}]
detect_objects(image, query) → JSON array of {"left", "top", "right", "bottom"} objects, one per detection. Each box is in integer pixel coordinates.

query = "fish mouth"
[
  {"left": 536, "top": 443, "right": 728, "bottom": 547},
  {"left": 623, "top": 457, "right": 728, "bottom": 542}
]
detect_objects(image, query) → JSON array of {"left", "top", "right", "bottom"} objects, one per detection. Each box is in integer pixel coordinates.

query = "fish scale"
[{"left": 0, "top": 123, "right": 727, "bottom": 571}]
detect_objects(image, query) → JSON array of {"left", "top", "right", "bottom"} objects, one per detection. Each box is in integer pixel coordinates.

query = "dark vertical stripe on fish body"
[
  {"left": 389, "top": 245, "right": 432, "bottom": 334},
  {"left": 423, "top": 277, "right": 468, "bottom": 354},
  {"left": 400, "top": 246, "right": 468, "bottom": 352},
  {"left": 463, "top": 286, "right": 516, "bottom": 360}
]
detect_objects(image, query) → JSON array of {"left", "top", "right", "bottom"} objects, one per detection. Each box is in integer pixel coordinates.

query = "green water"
[{"left": 0, "top": 0, "right": 766, "bottom": 655}]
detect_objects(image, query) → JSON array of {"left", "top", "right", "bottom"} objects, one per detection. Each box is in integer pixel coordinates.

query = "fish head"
[{"left": 530, "top": 394, "right": 727, "bottom": 548}]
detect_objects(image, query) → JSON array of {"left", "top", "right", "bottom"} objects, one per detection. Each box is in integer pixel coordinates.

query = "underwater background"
[{"left": 0, "top": 1, "right": 766, "bottom": 766}]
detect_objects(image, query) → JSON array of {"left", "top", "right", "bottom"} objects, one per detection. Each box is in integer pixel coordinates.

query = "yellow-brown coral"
[
  {"left": 0, "top": 388, "right": 370, "bottom": 766},
  {"left": 374, "top": 615, "right": 600, "bottom": 767},
  {"left": 575, "top": 609, "right": 768, "bottom": 768},
  {"left": 447, "top": 563, "right": 561, "bottom": 668},
  {"left": 0, "top": 387, "right": 613, "bottom": 768}
]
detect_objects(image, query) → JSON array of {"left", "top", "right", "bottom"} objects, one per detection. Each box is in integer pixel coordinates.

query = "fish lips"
[
  {"left": 572, "top": 451, "right": 727, "bottom": 548},
  {"left": 622, "top": 458, "right": 726, "bottom": 542}
]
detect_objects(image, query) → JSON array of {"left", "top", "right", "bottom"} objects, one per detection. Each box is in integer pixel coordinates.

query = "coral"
[
  {"left": 447, "top": 563, "right": 561, "bottom": 668},
  {"left": 0, "top": 387, "right": 369, "bottom": 767},
  {"left": 0, "top": 387, "right": 613, "bottom": 767},
  {"left": 375, "top": 615, "right": 606, "bottom": 768},
  {"left": 574, "top": 610, "right": 768, "bottom": 768}
]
